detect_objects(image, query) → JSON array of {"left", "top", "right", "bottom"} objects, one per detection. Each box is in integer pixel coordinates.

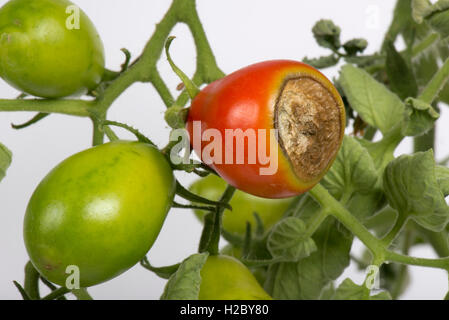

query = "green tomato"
[
  {"left": 220, "top": 244, "right": 268, "bottom": 287},
  {"left": 24, "top": 141, "right": 175, "bottom": 287},
  {"left": 199, "top": 255, "right": 272, "bottom": 300},
  {"left": 0, "top": 0, "right": 105, "bottom": 98},
  {"left": 190, "top": 174, "right": 293, "bottom": 236}
]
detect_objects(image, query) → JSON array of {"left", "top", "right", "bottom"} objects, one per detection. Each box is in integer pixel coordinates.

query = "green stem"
[
  {"left": 385, "top": 251, "right": 449, "bottom": 270},
  {"left": 380, "top": 213, "right": 408, "bottom": 247},
  {"left": 0, "top": 99, "right": 93, "bottom": 117},
  {"left": 414, "top": 127, "right": 435, "bottom": 153},
  {"left": 41, "top": 287, "right": 70, "bottom": 300},
  {"left": 71, "top": 288, "right": 93, "bottom": 300},
  {"left": 390, "top": 228, "right": 413, "bottom": 299},
  {"left": 91, "top": 117, "right": 105, "bottom": 146},
  {"left": 165, "top": 36, "right": 200, "bottom": 99},
  {"left": 305, "top": 208, "right": 329, "bottom": 238},
  {"left": 201, "top": 185, "right": 236, "bottom": 255},
  {"left": 24, "top": 261, "right": 40, "bottom": 300},
  {"left": 309, "top": 184, "right": 386, "bottom": 257},
  {"left": 411, "top": 33, "right": 440, "bottom": 57},
  {"left": 418, "top": 56, "right": 449, "bottom": 104},
  {"left": 149, "top": 70, "right": 174, "bottom": 107},
  {"left": 309, "top": 184, "right": 449, "bottom": 272},
  {"left": 103, "top": 125, "right": 119, "bottom": 142},
  {"left": 210, "top": 185, "right": 236, "bottom": 255}
]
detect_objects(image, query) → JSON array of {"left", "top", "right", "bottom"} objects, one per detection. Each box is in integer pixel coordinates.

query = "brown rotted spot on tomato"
[
  {"left": 275, "top": 77, "right": 342, "bottom": 181},
  {"left": 44, "top": 264, "right": 54, "bottom": 271}
]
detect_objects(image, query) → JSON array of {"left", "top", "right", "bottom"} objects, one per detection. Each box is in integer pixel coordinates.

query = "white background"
[{"left": 1, "top": 0, "right": 448, "bottom": 300}]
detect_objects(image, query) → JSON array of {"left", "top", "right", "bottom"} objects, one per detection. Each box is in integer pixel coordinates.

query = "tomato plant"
[
  {"left": 0, "top": 0, "right": 448, "bottom": 302},
  {"left": 0, "top": 0, "right": 104, "bottom": 98},
  {"left": 24, "top": 141, "right": 175, "bottom": 287}
]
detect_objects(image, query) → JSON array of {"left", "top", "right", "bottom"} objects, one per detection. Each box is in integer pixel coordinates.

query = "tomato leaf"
[
  {"left": 160, "top": 253, "right": 209, "bottom": 300},
  {"left": 339, "top": 64, "right": 405, "bottom": 135},
  {"left": 265, "top": 196, "right": 353, "bottom": 300},
  {"left": 342, "top": 38, "right": 368, "bottom": 56},
  {"left": 383, "top": 150, "right": 449, "bottom": 232},
  {"left": 0, "top": 142, "right": 12, "bottom": 183},
  {"left": 140, "top": 257, "right": 180, "bottom": 280},
  {"left": 332, "top": 278, "right": 391, "bottom": 300},
  {"left": 267, "top": 217, "right": 317, "bottom": 262},
  {"left": 436, "top": 165, "right": 449, "bottom": 196},
  {"left": 322, "top": 136, "right": 383, "bottom": 222},
  {"left": 312, "top": 19, "right": 341, "bottom": 51},
  {"left": 13, "top": 281, "right": 31, "bottom": 300},
  {"left": 402, "top": 98, "right": 440, "bottom": 137},
  {"left": 385, "top": 41, "right": 418, "bottom": 99},
  {"left": 323, "top": 136, "right": 379, "bottom": 199}
]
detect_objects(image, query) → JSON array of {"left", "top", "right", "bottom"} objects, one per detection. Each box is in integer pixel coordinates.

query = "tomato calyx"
[
  {"left": 274, "top": 75, "right": 343, "bottom": 182},
  {"left": 165, "top": 36, "right": 200, "bottom": 99}
]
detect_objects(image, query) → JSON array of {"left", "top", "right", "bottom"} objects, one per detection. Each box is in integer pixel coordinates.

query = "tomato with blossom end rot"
[{"left": 186, "top": 60, "right": 345, "bottom": 199}]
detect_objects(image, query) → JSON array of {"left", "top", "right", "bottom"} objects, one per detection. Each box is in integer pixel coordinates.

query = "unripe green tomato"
[
  {"left": 0, "top": 0, "right": 105, "bottom": 98},
  {"left": 24, "top": 141, "right": 175, "bottom": 287},
  {"left": 190, "top": 174, "right": 292, "bottom": 236},
  {"left": 220, "top": 245, "right": 267, "bottom": 286},
  {"left": 199, "top": 255, "right": 272, "bottom": 300}
]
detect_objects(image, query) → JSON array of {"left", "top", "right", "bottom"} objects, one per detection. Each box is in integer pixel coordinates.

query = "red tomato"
[{"left": 186, "top": 60, "right": 345, "bottom": 199}]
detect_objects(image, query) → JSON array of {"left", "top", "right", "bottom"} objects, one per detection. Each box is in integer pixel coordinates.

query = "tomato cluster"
[{"left": 3, "top": 0, "right": 344, "bottom": 300}]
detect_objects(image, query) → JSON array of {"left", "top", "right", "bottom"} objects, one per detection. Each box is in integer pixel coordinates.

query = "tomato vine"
[{"left": 1, "top": 0, "right": 449, "bottom": 300}]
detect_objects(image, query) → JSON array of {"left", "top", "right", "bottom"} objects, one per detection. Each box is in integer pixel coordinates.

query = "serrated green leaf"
[
  {"left": 385, "top": 41, "right": 418, "bottom": 99},
  {"left": 343, "top": 38, "right": 368, "bottom": 56},
  {"left": 312, "top": 19, "right": 341, "bottom": 50},
  {"left": 383, "top": 150, "right": 449, "bottom": 232},
  {"left": 333, "top": 278, "right": 392, "bottom": 300},
  {"left": 322, "top": 136, "right": 384, "bottom": 222},
  {"left": 345, "top": 191, "right": 386, "bottom": 223},
  {"left": 332, "top": 279, "right": 365, "bottom": 300},
  {"left": 0, "top": 142, "right": 12, "bottom": 182},
  {"left": 267, "top": 217, "right": 317, "bottom": 262},
  {"left": 303, "top": 55, "right": 339, "bottom": 69},
  {"left": 436, "top": 165, "right": 449, "bottom": 196},
  {"left": 402, "top": 98, "right": 439, "bottom": 137},
  {"left": 265, "top": 197, "right": 353, "bottom": 300},
  {"left": 339, "top": 64, "right": 405, "bottom": 135},
  {"left": 323, "top": 136, "right": 379, "bottom": 200},
  {"left": 161, "top": 253, "right": 208, "bottom": 300}
]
